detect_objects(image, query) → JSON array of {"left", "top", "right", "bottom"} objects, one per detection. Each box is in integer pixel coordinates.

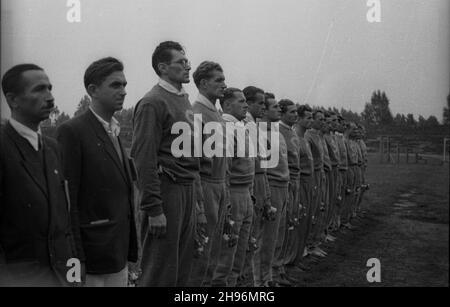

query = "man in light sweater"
[
  {"left": 255, "top": 94, "right": 291, "bottom": 287},
  {"left": 131, "top": 41, "right": 200, "bottom": 287},
  {"left": 239, "top": 86, "right": 272, "bottom": 286},
  {"left": 342, "top": 121, "right": 358, "bottom": 229},
  {"left": 325, "top": 112, "right": 342, "bottom": 235},
  {"left": 278, "top": 99, "right": 302, "bottom": 283},
  {"left": 323, "top": 112, "right": 341, "bottom": 240},
  {"left": 356, "top": 125, "right": 369, "bottom": 212},
  {"left": 315, "top": 111, "right": 331, "bottom": 249},
  {"left": 305, "top": 110, "right": 327, "bottom": 258},
  {"left": 334, "top": 115, "right": 349, "bottom": 229},
  {"left": 189, "top": 61, "right": 228, "bottom": 286},
  {"left": 349, "top": 124, "right": 363, "bottom": 218},
  {"left": 212, "top": 87, "right": 255, "bottom": 287},
  {"left": 294, "top": 105, "right": 315, "bottom": 270}
]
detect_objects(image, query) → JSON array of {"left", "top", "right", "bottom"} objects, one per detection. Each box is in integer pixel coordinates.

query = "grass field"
[
  {"left": 292, "top": 154, "right": 449, "bottom": 287},
  {"left": 130, "top": 153, "right": 449, "bottom": 287}
]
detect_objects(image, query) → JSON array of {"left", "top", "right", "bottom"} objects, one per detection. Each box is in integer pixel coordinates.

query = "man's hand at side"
[{"left": 149, "top": 213, "right": 167, "bottom": 237}]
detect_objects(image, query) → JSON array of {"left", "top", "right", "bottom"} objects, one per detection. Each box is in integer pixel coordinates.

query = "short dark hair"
[
  {"left": 193, "top": 61, "right": 223, "bottom": 88},
  {"left": 264, "top": 92, "right": 275, "bottom": 100},
  {"left": 278, "top": 99, "right": 295, "bottom": 114},
  {"left": 84, "top": 57, "right": 124, "bottom": 91},
  {"left": 152, "top": 41, "right": 184, "bottom": 76},
  {"left": 219, "top": 87, "right": 241, "bottom": 108},
  {"left": 297, "top": 104, "right": 312, "bottom": 118},
  {"left": 264, "top": 92, "right": 275, "bottom": 109},
  {"left": 2, "top": 64, "right": 43, "bottom": 96},
  {"left": 325, "top": 111, "right": 336, "bottom": 118},
  {"left": 313, "top": 109, "right": 325, "bottom": 119},
  {"left": 243, "top": 86, "right": 264, "bottom": 104}
]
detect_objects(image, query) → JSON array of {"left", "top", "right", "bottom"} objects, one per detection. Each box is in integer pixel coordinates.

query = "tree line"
[{"left": 360, "top": 90, "right": 449, "bottom": 137}]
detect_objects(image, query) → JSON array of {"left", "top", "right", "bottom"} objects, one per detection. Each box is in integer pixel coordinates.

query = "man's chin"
[
  {"left": 39, "top": 115, "right": 50, "bottom": 122},
  {"left": 40, "top": 110, "right": 52, "bottom": 119}
]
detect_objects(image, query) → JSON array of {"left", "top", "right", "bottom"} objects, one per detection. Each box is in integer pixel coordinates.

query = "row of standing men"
[
  {"left": 130, "top": 41, "right": 369, "bottom": 287},
  {"left": 0, "top": 40, "right": 367, "bottom": 287},
  {"left": 180, "top": 82, "right": 369, "bottom": 288}
]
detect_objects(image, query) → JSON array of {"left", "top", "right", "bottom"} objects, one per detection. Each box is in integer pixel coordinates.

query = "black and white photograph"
[{"left": 0, "top": 0, "right": 448, "bottom": 292}]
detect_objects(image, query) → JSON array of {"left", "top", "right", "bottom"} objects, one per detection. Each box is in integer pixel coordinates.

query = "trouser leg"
[
  {"left": 253, "top": 184, "right": 287, "bottom": 286},
  {"left": 272, "top": 186, "right": 288, "bottom": 282},
  {"left": 190, "top": 181, "right": 227, "bottom": 286},
  {"left": 212, "top": 186, "right": 251, "bottom": 287},
  {"left": 138, "top": 177, "right": 195, "bottom": 287},
  {"left": 337, "top": 170, "right": 347, "bottom": 223},
  {"left": 295, "top": 176, "right": 313, "bottom": 264},
  {"left": 332, "top": 169, "right": 342, "bottom": 229},
  {"left": 325, "top": 169, "right": 337, "bottom": 230},
  {"left": 282, "top": 179, "right": 300, "bottom": 266},
  {"left": 343, "top": 168, "right": 355, "bottom": 223},
  {"left": 312, "top": 171, "right": 327, "bottom": 243},
  {"left": 241, "top": 174, "right": 268, "bottom": 286},
  {"left": 228, "top": 189, "right": 253, "bottom": 287},
  {"left": 352, "top": 166, "right": 361, "bottom": 215},
  {"left": 308, "top": 171, "right": 321, "bottom": 246}
]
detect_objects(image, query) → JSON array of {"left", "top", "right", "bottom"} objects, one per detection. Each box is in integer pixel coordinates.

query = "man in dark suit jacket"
[
  {"left": 56, "top": 57, "right": 137, "bottom": 287},
  {"left": 0, "top": 64, "right": 79, "bottom": 287}
]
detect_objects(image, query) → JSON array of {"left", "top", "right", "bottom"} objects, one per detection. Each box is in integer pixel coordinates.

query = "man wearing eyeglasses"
[{"left": 131, "top": 41, "right": 200, "bottom": 287}]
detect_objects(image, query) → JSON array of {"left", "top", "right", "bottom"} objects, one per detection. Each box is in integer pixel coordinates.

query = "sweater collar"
[{"left": 158, "top": 78, "right": 187, "bottom": 97}]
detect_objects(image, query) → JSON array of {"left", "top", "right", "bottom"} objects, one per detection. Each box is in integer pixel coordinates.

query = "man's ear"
[
  {"left": 261, "top": 109, "right": 267, "bottom": 117},
  {"left": 199, "top": 79, "right": 207, "bottom": 90},
  {"left": 87, "top": 84, "right": 97, "bottom": 99},
  {"left": 5, "top": 92, "right": 19, "bottom": 110},
  {"left": 222, "top": 100, "right": 230, "bottom": 113},
  {"left": 158, "top": 63, "right": 168, "bottom": 77}
]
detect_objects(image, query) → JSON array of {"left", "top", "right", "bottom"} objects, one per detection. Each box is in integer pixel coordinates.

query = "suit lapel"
[
  {"left": 86, "top": 110, "right": 129, "bottom": 185},
  {"left": 118, "top": 137, "right": 132, "bottom": 187},
  {"left": 20, "top": 160, "right": 49, "bottom": 199},
  {"left": 42, "top": 140, "right": 60, "bottom": 230},
  {"left": 5, "top": 123, "right": 48, "bottom": 199}
]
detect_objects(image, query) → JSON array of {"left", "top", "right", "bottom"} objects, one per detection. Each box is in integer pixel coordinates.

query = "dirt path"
[{"left": 295, "top": 155, "right": 449, "bottom": 287}]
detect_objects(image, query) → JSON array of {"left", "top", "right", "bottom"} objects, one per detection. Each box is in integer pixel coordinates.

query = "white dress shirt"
[
  {"left": 89, "top": 107, "right": 121, "bottom": 137},
  {"left": 196, "top": 93, "right": 218, "bottom": 112},
  {"left": 9, "top": 118, "right": 41, "bottom": 151},
  {"left": 158, "top": 79, "right": 188, "bottom": 97}
]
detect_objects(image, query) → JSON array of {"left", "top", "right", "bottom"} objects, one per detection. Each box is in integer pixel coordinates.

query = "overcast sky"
[{"left": 1, "top": 0, "right": 449, "bottom": 121}]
